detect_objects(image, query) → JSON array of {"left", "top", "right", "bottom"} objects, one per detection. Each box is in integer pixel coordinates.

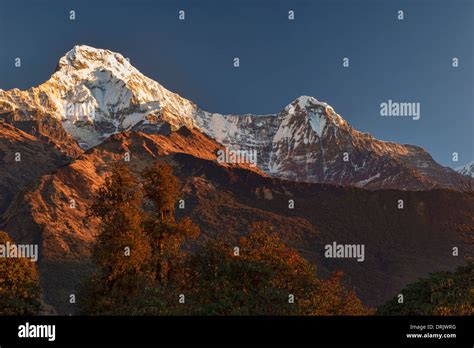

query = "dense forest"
[{"left": 1, "top": 162, "right": 471, "bottom": 316}]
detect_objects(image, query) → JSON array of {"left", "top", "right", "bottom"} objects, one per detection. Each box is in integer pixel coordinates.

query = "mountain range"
[
  {"left": 0, "top": 45, "right": 469, "bottom": 190},
  {"left": 0, "top": 45, "right": 472, "bottom": 314}
]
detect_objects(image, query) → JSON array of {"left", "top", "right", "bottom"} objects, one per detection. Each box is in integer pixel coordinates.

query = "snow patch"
[
  {"left": 122, "top": 112, "right": 147, "bottom": 129},
  {"left": 309, "top": 110, "right": 326, "bottom": 137}
]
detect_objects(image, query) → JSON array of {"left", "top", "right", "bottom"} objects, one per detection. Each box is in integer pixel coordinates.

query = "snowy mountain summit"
[
  {"left": 0, "top": 45, "right": 467, "bottom": 190},
  {"left": 54, "top": 45, "right": 202, "bottom": 146},
  {"left": 456, "top": 161, "right": 474, "bottom": 178},
  {"left": 1, "top": 45, "right": 198, "bottom": 147}
]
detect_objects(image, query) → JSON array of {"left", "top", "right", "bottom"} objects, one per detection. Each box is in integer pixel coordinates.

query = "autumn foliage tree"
[
  {"left": 188, "top": 221, "right": 372, "bottom": 315},
  {"left": 81, "top": 162, "right": 370, "bottom": 315},
  {"left": 0, "top": 231, "right": 41, "bottom": 315},
  {"left": 80, "top": 161, "right": 198, "bottom": 314},
  {"left": 80, "top": 163, "right": 153, "bottom": 314},
  {"left": 141, "top": 162, "right": 200, "bottom": 287}
]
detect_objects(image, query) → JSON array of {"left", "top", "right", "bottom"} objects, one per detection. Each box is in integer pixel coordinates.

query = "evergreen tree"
[
  {"left": 0, "top": 231, "right": 41, "bottom": 315},
  {"left": 377, "top": 263, "right": 473, "bottom": 315},
  {"left": 80, "top": 163, "right": 153, "bottom": 314},
  {"left": 141, "top": 162, "right": 199, "bottom": 286},
  {"left": 142, "top": 161, "right": 180, "bottom": 221},
  {"left": 188, "top": 238, "right": 293, "bottom": 315},
  {"left": 80, "top": 162, "right": 371, "bottom": 316},
  {"left": 81, "top": 161, "right": 199, "bottom": 314}
]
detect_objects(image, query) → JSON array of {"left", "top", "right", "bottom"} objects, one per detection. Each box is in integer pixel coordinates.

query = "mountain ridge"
[
  {"left": 2, "top": 126, "right": 472, "bottom": 313},
  {"left": 0, "top": 44, "right": 469, "bottom": 190}
]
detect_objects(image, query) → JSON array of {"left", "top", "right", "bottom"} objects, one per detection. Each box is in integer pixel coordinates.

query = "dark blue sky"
[{"left": 0, "top": 0, "right": 472, "bottom": 167}]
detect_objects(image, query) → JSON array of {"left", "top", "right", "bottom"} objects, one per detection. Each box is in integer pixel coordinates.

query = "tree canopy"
[
  {"left": 0, "top": 231, "right": 41, "bottom": 315},
  {"left": 80, "top": 161, "right": 372, "bottom": 316},
  {"left": 377, "top": 263, "right": 473, "bottom": 315}
]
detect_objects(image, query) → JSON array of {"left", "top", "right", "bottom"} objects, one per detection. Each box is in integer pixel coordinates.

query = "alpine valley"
[{"left": 0, "top": 45, "right": 472, "bottom": 313}]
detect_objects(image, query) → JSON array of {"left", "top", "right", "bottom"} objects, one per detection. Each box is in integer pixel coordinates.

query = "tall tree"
[
  {"left": 142, "top": 161, "right": 180, "bottom": 221},
  {"left": 141, "top": 162, "right": 199, "bottom": 286},
  {"left": 81, "top": 163, "right": 153, "bottom": 314},
  {"left": 80, "top": 162, "right": 371, "bottom": 316},
  {"left": 0, "top": 231, "right": 41, "bottom": 315}
]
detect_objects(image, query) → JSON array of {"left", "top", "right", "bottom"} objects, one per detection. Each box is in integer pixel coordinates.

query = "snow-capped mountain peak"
[
  {"left": 0, "top": 45, "right": 467, "bottom": 190},
  {"left": 286, "top": 95, "right": 326, "bottom": 109},
  {"left": 284, "top": 96, "right": 329, "bottom": 117},
  {"left": 53, "top": 45, "right": 197, "bottom": 118},
  {"left": 56, "top": 45, "right": 136, "bottom": 79},
  {"left": 456, "top": 161, "right": 474, "bottom": 178},
  {"left": 1, "top": 45, "right": 198, "bottom": 147},
  {"left": 281, "top": 95, "right": 347, "bottom": 136}
]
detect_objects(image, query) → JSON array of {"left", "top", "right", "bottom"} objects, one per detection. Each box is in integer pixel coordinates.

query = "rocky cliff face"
[
  {"left": 0, "top": 45, "right": 467, "bottom": 190},
  {"left": 0, "top": 120, "right": 80, "bottom": 216}
]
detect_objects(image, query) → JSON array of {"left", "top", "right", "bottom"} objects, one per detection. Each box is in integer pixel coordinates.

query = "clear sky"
[{"left": 0, "top": 0, "right": 472, "bottom": 167}]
